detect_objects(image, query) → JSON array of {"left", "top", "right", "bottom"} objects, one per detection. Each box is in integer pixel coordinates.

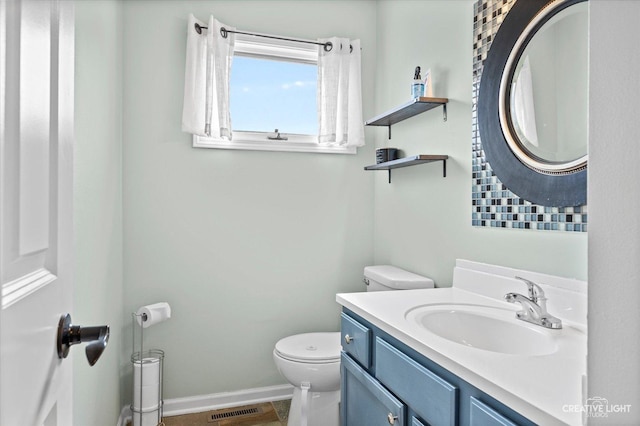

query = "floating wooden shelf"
[
  {"left": 365, "top": 155, "right": 449, "bottom": 183},
  {"left": 365, "top": 97, "right": 448, "bottom": 139},
  {"left": 364, "top": 97, "right": 450, "bottom": 182}
]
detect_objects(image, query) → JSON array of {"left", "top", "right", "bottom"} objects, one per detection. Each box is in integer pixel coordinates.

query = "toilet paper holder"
[
  {"left": 135, "top": 302, "right": 171, "bottom": 329},
  {"left": 131, "top": 311, "right": 165, "bottom": 426}
]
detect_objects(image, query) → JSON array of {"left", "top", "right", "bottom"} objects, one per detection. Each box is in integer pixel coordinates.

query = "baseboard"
[
  {"left": 117, "top": 384, "right": 294, "bottom": 425},
  {"left": 117, "top": 405, "right": 131, "bottom": 426},
  {"left": 163, "top": 384, "right": 294, "bottom": 416}
]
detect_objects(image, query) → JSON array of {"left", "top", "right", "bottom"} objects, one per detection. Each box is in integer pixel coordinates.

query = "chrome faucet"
[{"left": 504, "top": 276, "right": 562, "bottom": 329}]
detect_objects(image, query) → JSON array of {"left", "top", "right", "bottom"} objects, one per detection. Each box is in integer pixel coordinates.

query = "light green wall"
[
  {"left": 121, "top": 1, "right": 376, "bottom": 399},
  {"left": 588, "top": 1, "right": 640, "bottom": 422},
  {"left": 74, "top": 1, "right": 124, "bottom": 425},
  {"left": 72, "top": 1, "right": 590, "bottom": 419},
  {"left": 372, "top": 0, "right": 587, "bottom": 285}
]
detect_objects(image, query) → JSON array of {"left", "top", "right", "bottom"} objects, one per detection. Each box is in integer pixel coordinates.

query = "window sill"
[{"left": 192, "top": 135, "right": 357, "bottom": 155}]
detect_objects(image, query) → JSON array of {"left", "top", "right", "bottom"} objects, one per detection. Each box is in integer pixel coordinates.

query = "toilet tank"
[{"left": 363, "top": 265, "right": 434, "bottom": 291}]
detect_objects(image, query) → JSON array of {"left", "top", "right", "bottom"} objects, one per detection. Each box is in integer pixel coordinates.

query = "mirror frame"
[{"left": 478, "top": 0, "right": 587, "bottom": 207}]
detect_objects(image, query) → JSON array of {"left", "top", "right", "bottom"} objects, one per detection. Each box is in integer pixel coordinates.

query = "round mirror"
[
  {"left": 500, "top": 0, "right": 588, "bottom": 174},
  {"left": 478, "top": 0, "right": 588, "bottom": 207}
]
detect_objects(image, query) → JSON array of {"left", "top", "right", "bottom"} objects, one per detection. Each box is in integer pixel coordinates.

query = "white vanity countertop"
[{"left": 337, "top": 284, "right": 586, "bottom": 426}]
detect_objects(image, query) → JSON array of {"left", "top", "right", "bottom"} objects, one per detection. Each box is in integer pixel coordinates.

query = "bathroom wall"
[
  {"left": 69, "top": 1, "right": 640, "bottom": 423},
  {"left": 68, "top": 1, "right": 639, "bottom": 423},
  {"left": 588, "top": 1, "right": 640, "bottom": 422},
  {"left": 373, "top": 0, "right": 587, "bottom": 286},
  {"left": 74, "top": 1, "right": 124, "bottom": 425},
  {"left": 121, "top": 1, "right": 376, "bottom": 399}
]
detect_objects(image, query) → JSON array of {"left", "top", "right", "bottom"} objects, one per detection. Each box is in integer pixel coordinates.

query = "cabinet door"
[
  {"left": 411, "top": 417, "right": 427, "bottom": 426},
  {"left": 469, "top": 397, "right": 519, "bottom": 426},
  {"left": 376, "top": 338, "right": 457, "bottom": 426},
  {"left": 341, "top": 353, "right": 406, "bottom": 426}
]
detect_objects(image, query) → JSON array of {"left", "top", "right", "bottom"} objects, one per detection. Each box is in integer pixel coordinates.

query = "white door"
[{"left": 0, "top": 0, "right": 75, "bottom": 425}]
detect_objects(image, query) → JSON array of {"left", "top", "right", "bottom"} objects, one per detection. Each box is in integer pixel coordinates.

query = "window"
[
  {"left": 230, "top": 56, "right": 317, "bottom": 136},
  {"left": 193, "top": 34, "right": 356, "bottom": 154}
]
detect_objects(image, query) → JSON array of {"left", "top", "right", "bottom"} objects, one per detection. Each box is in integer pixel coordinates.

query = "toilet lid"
[{"left": 275, "top": 332, "right": 341, "bottom": 363}]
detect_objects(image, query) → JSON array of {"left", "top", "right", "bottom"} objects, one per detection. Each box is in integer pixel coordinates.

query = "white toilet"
[{"left": 273, "top": 265, "right": 434, "bottom": 426}]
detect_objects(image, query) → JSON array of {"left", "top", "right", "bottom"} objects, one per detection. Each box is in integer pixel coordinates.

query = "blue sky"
[{"left": 229, "top": 56, "right": 318, "bottom": 135}]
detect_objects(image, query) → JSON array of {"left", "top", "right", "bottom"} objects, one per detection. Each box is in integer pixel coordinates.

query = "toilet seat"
[{"left": 274, "top": 332, "right": 340, "bottom": 364}]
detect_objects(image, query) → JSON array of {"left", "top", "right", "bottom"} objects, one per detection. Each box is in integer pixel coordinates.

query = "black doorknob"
[{"left": 57, "top": 314, "right": 110, "bottom": 366}]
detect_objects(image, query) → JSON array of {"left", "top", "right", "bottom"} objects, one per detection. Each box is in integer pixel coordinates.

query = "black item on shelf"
[{"left": 376, "top": 148, "right": 399, "bottom": 164}]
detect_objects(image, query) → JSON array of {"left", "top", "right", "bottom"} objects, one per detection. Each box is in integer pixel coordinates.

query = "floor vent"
[{"left": 207, "top": 404, "right": 267, "bottom": 423}]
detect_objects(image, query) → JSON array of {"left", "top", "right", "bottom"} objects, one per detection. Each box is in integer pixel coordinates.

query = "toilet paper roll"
[
  {"left": 132, "top": 410, "right": 160, "bottom": 426},
  {"left": 136, "top": 302, "right": 171, "bottom": 328},
  {"left": 132, "top": 384, "right": 160, "bottom": 411},
  {"left": 133, "top": 358, "right": 161, "bottom": 411},
  {"left": 133, "top": 358, "right": 161, "bottom": 388}
]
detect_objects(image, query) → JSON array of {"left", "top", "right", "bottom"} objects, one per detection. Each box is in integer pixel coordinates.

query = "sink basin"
[{"left": 406, "top": 304, "right": 559, "bottom": 356}]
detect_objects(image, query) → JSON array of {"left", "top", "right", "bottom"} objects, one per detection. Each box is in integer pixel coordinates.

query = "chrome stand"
[{"left": 131, "top": 313, "right": 165, "bottom": 426}]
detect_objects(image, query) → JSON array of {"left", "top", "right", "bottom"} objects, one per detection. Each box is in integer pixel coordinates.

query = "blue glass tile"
[{"left": 470, "top": 0, "right": 586, "bottom": 233}]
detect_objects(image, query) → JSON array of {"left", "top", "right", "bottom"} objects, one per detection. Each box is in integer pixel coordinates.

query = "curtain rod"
[{"left": 194, "top": 23, "right": 353, "bottom": 53}]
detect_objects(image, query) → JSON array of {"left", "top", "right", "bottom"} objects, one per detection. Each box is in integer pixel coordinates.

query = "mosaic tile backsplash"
[{"left": 471, "top": 0, "right": 587, "bottom": 232}]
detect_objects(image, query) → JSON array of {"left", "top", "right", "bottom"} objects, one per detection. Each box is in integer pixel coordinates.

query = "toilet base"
[{"left": 287, "top": 387, "right": 340, "bottom": 426}]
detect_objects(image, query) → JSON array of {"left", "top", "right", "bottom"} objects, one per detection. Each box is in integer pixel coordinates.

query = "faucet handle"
[{"left": 515, "top": 276, "right": 545, "bottom": 303}]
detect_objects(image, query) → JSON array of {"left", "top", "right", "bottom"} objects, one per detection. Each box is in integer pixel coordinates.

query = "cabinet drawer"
[
  {"left": 375, "top": 337, "right": 457, "bottom": 426},
  {"left": 341, "top": 352, "right": 406, "bottom": 426},
  {"left": 341, "top": 313, "right": 372, "bottom": 368},
  {"left": 469, "top": 397, "right": 518, "bottom": 426}
]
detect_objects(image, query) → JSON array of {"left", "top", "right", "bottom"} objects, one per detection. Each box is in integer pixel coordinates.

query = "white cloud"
[{"left": 281, "top": 80, "right": 315, "bottom": 90}]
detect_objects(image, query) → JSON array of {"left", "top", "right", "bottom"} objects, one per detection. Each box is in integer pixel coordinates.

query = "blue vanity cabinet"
[
  {"left": 341, "top": 352, "right": 406, "bottom": 426},
  {"left": 411, "top": 417, "right": 427, "bottom": 426},
  {"left": 376, "top": 337, "right": 457, "bottom": 425},
  {"left": 340, "top": 310, "right": 537, "bottom": 426},
  {"left": 469, "top": 397, "right": 518, "bottom": 426},
  {"left": 341, "top": 313, "right": 372, "bottom": 368}
]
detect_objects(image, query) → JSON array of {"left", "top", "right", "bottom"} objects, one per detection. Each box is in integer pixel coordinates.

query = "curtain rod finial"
[{"left": 194, "top": 22, "right": 207, "bottom": 34}]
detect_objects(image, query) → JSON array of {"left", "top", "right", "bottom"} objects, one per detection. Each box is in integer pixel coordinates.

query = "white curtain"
[
  {"left": 317, "top": 37, "right": 364, "bottom": 147},
  {"left": 513, "top": 55, "right": 539, "bottom": 147},
  {"left": 182, "top": 14, "right": 235, "bottom": 139}
]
